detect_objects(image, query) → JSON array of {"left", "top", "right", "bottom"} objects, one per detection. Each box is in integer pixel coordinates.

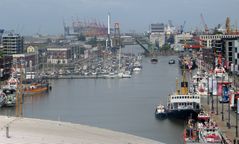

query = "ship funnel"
[{"left": 181, "top": 70, "right": 188, "bottom": 95}]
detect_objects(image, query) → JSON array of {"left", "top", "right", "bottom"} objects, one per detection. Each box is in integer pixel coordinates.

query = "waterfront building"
[
  {"left": 174, "top": 33, "right": 193, "bottom": 44},
  {"left": 1, "top": 32, "right": 24, "bottom": 55},
  {"left": 149, "top": 33, "right": 165, "bottom": 48},
  {"left": 12, "top": 53, "right": 37, "bottom": 74},
  {"left": 0, "top": 29, "right": 4, "bottom": 45},
  {"left": 47, "top": 47, "right": 72, "bottom": 64},
  {"left": 0, "top": 56, "right": 12, "bottom": 80},
  {"left": 70, "top": 42, "right": 85, "bottom": 62},
  {"left": 150, "top": 23, "right": 165, "bottom": 33},
  {"left": 199, "top": 34, "right": 239, "bottom": 49},
  {"left": 222, "top": 38, "right": 239, "bottom": 72}
]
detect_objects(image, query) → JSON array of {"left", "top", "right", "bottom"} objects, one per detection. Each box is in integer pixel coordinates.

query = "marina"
[
  {"left": 0, "top": 46, "right": 238, "bottom": 143},
  {"left": 0, "top": 3, "right": 239, "bottom": 142},
  {"left": 0, "top": 47, "right": 187, "bottom": 144}
]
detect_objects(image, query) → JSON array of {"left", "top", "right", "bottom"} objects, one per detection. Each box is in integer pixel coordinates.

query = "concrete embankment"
[{"left": 0, "top": 116, "right": 163, "bottom": 144}]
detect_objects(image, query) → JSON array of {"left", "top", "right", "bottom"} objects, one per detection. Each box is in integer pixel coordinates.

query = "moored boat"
[
  {"left": 197, "top": 111, "right": 210, "bottom": 122},
  {"left": 198, "top": 121, "right": 224, "bottom": 144},
  {"left": 3, "top": 89, "right": 16, "bottom": 107},
  {"left": 178, "top": 55, "right": 197, "bottom": 70},
  {"left": 151, "top": 58, "right": 158, "bottom": 64},
  {"left": 155, "top": 104, "right": 167, "bottom": 119},
  {"left": 166, "top": 71, "right": 201, "bottom": 119},
  {"left": 0, "top": 90, "right": 7, "bottom": 108},
  {"left": 183, "top": 119, "right": 200, "bottom": 144},
  {"left": 24, "top": 80, "right": 50, "bottom": 95},
  {"left": 168, "top": 59, "right": 175, "bottom": 64}
]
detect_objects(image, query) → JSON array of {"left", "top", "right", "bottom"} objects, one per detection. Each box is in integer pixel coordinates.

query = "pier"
[{"left": 0, "top": 116, "right": 163, "bottom": 144}]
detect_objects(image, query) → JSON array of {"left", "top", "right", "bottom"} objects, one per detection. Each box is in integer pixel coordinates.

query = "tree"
[
  {"left": 161, "top": 44, "right": 171, "bottom": 51},
  {"left": 0, "top": 51, "right": 3, "bottom": 58}
]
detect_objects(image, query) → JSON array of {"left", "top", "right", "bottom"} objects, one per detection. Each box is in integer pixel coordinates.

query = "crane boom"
[{"left": 200, "top": 13, "right": 209, "bottom": 34}]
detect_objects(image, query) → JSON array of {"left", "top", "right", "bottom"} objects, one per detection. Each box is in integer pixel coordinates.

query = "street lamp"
[
  {"left": 216, "top": 81, "right": 219, "bottom": 115},
  {"left": 236, "top": 97, "right": 238, "bottom": 138},
  {"left": 207, "top": 75, "right": 210, "bottom": 105},
  {"left": 221, "top": 84, "right": 224, "bottom": 121},
  {"left": 227, "top": 83, "right": 231, "bottom": 128}
]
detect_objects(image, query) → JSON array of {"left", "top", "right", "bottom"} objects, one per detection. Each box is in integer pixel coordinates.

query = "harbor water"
[{"left": 0, "top": 46, "right": 185, "bottom": 144}]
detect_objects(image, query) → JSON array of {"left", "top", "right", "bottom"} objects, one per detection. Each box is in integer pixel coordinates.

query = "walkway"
[{"left": 0, "top": 116, "right": 163, "bottom": 144}]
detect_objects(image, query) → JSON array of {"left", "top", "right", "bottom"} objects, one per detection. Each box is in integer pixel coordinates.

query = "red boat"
[{"left": 197, "top": 111, "right": 210, "bottom": 121}]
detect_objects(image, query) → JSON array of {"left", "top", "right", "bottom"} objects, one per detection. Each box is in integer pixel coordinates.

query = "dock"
[
  {"left": 0, "top": 116, "right": 163, "bottom": 144},
  {"left": 48, "top": 75, "right": 107, "bottom": 79}
]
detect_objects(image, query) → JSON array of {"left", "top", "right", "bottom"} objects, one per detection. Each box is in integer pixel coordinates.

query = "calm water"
[{"left": 1, "top": 46, "right": 186, "bottom": 144}]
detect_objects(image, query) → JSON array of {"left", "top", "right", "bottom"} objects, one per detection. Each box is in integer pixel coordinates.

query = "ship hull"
[
  {"left": 155, "top": 112, "right": 167, "bottom": 119},
  {"left": 167, "top": 109, "right": 201, "bottom": 119}
]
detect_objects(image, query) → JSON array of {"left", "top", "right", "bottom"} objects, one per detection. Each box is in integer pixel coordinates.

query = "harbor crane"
[
  {"left": 200, "top": 13, "right": 209, "bottom": 34},
  {"left": 180, "top": 21, "right": 186, "bottom": 34}
]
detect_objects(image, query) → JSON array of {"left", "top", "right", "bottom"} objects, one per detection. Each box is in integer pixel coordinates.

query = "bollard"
[{"left": 6, "top": 125, "right": 10, "bottom": 138}]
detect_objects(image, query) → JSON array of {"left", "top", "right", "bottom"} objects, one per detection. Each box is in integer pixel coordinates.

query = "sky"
[{"left": 0, "top": 0, "right": 238, "bottom": 35}]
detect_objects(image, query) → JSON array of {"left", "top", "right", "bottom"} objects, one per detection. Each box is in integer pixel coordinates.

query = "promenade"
[
  {"left": 197, "top": 56, "right": 239, "bottom": 143},
  {"left": 0, "top": 116, "right": 163, "bottom": 144},
  {"left": 201, "top": 96, "right": 237, "bottom": 143}
]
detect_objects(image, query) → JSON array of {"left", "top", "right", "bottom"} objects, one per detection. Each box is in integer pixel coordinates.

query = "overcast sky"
[{"left": 0, "top": 0, "right": 238, "bottom": 35}]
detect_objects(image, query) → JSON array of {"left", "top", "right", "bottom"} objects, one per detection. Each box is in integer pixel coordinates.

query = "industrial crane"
[
  {"left": 180, "top": 21, "right": 186, "bottom": 34},
  {"left": 200, "top": 13, "right": 209, "bottom": 34}
]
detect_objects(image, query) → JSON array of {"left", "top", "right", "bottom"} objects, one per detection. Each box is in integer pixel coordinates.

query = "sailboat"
[{"left": 118, "top": 46, "right": 132, "bottom": 78}]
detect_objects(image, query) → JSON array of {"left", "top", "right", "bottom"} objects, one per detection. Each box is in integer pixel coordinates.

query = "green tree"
[{"left": 0, "top": 51, "right": 3, "bottom": 58}]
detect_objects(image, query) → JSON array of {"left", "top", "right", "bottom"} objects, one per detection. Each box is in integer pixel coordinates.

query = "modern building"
[
  {"left": 222, "top": 38, "right": 239, "bottom": 72},
  {"left": 1, "top": 32, "right": 24, "bottom": 55},
  {"left": 150, "top": 23, "right": 165, "bottom": 33},
  {"left": 199, "top": 34, "right": 239, "bottom": 48},
  {"left": 0, "top": 29, "right": 4, "bottom": 45}
]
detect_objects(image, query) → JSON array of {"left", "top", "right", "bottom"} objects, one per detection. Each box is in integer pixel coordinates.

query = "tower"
[
  {"left": 226, "top": 17, "right": 231, "bottom": 34},
  {"left": 106, "top": 13, "right": 112, "bottom": 50},
  {"left": 113, "top": 22, "right": 121, "bottom": 48}
]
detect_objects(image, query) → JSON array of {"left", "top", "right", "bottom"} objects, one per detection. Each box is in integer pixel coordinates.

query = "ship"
[
  {"left": 155, "top": 104, "right": 167, "bottom": 119},
  {"left": 166, "top": 70, "right": 201, "bottom": 119},
  {"left": 24, "top": 80, "right": 50, "bottom": 95},
  {"left": 183, "top": 117, "right": 225, "bottom": 144},
  {"left": 168, "top": 59, "right": 175, "bottom": 64},
  {"left": 178, "top": 54, "right": 197, "bottom": 70},
  {"left": 151, "top": 57, "right": 158, "bottom": 64}
]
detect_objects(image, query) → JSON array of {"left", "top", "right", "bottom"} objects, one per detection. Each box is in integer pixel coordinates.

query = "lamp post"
[
  {"left": 211, "top": 76, "right": 214, "bottom": 113},
  {"left": 227, "top": 84, "right": 230, "bottom": 128},
  {"left": 221, "top": 75, "right": 225, "bottom": 121},
  {"left": 236, "top": 97, "right": 238, "bottom": 138},
  {"left": 216, "top": 81, "right": 219, "bottom": 115},
  {"left": 221, "top": 84, "right": 224, "bottom": 121},
  {"left": 207, "top": 75, "right": 210, "bottom": 105}
]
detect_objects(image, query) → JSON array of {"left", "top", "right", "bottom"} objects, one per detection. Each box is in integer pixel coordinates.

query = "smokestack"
[{"left": 108, "top": 13, "right": 111, "bottom": 35}]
